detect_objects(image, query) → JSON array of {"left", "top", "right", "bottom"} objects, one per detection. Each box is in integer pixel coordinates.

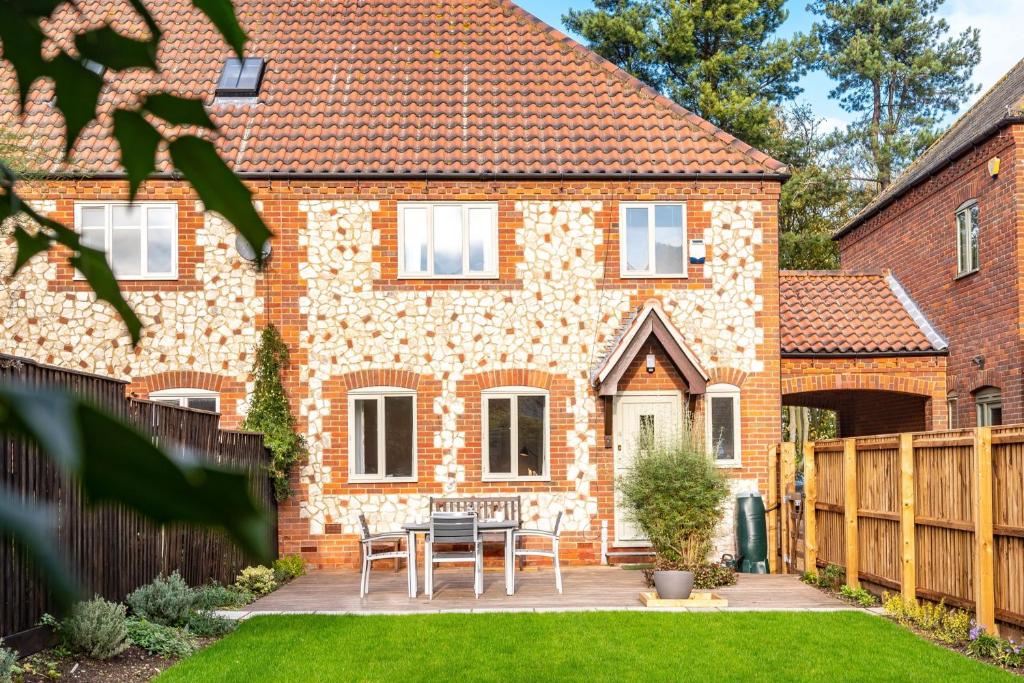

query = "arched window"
[
  {"left": 975, "top": 387, "right": 1002, "bottom": 427},
  {"left": 946, "top": 391, "right": 958, "bottom": 429},
  {"left": 705, "top": 383, "right": 741, "bottom": 466},
  {"left": 348, "top": 387, "right": 416, "bottom": 482},
  {"left": 482, "top": 386, "right": 549, "bottom": 480},
  {"left": 149, "top": 388, "right": 219, "bottom": 413}
]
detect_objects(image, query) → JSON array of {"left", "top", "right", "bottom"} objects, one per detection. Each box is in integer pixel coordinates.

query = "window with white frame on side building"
[
  {"left": 348, "top": 387, "right": 416, "bottom": 482},
  {"left": 398, "top": 202, "right": 498, "bottom": 278},
  {"left": 705, "top": 383, "right": 741, "bottom": 466},
  {"left": 619, "top": 202, "right": 687, "bottom": 277},
  {"left": 75, "top": 202, "right": 177, "bottom": 280},
  {"left": 482, "top": 387, "right": 549, "bottom": 481},
  {"left": 975, "top": 387, "right": 1002, "bottom": 427},
  {"left": 149, "top": 388, "right": 219, "bottom": 413},
  {"left": 955, "top": 199, "right": 979, "bottom": 276}
]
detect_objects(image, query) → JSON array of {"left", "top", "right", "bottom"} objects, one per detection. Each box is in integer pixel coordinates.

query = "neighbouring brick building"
[
  {"left": 837, "top": 58, "right": 1024, "bottom": 431},
  {"left": 0, "top": 0, "right": 949, "bottom": 568}
]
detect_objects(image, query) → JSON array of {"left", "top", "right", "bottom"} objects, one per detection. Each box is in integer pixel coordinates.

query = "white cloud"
[{"left": 942, "top": 0, "right": 1024, "bottom": 108}]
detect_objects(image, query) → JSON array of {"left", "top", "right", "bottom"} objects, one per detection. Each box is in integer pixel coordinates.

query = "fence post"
[
  {"left": 843, "top": 437, "right": 859, "bottom": 588},
  {"left": 767, "top": 444, "right": 778, "bottom": 574},
  {"left": 899, "top": 432, "right": 916, "bottom": 602},
  {"left": 804, "top": 442, "right": 817, "bottom": 573},
  {"left": 780, "top": 442, "right": 797, "bottom": 573},
  {"left": 974, "top": 427, "right": 996, "bottom": 634}
]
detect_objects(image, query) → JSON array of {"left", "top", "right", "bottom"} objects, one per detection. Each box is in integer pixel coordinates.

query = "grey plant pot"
[{"left": 653, "top": 570, "right": 695, "bottom": 600}]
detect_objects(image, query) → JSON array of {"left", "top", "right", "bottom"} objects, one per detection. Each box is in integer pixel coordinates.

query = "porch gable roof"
[{"left": 592, "top": 302, "right": 708, "bottom": 397}]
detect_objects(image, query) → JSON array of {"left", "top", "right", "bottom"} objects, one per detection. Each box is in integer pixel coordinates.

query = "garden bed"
[{"left": 16, "top": 643, "right": 213, "bottom": 683}]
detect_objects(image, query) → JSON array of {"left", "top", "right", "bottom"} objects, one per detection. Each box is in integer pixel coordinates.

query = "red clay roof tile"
[
  {"left": 780, "top": 271, "right": 947, "bottom": 356},
  {"left": 3, "top": 0, "right": 786, "bottom": 177}
]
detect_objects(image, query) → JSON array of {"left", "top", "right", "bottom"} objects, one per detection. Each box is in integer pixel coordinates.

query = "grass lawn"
[{"left": 157, "top": 611, "right": 1012, "bottom": 682}]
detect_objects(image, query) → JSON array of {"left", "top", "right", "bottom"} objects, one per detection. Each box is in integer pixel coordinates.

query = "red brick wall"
[
  {"left": 839, "top": 127, "right": 1021, "bottom": 427},
  {"left": 10, "top": 177, "right": 781, "bottom": 568}
]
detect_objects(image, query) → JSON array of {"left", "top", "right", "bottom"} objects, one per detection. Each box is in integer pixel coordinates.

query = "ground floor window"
[
  {"left": 975, "top": 388, "right": 1002, "bottom": 427},
  {"left": 483, "top": 387, "right": 548, "bottom": 480},
  {"left": 349, "top": 388, "right": 416, "bottom": 481},
  {"left": 947, "top": 392, "right": 958, "bottom": 429},
  {"left": 149, "top": 388, "right": 219, "bottom": 413},
  {"left": 705, "top": 384, "right": 741, "bottom": 465}
]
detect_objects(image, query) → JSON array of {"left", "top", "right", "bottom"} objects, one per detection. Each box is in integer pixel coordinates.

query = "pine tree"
[
  {"left": 809, "top": 0, "right": 980, "bottom": 188},
  {"left": 243, "top": 325, "right": 306, "bottom": 501},
  {"left": 563, "top": 0, "right": 812, "bottom": 150}
]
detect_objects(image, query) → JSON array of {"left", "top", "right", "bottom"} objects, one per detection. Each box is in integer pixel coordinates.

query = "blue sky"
[{"left": 517, "top": 0, "right": 1024, "bottom": 132}]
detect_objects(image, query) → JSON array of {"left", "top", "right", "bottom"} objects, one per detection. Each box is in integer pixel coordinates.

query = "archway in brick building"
[{"left": 783, "top": 388, "right": 932, "bottom": 437}]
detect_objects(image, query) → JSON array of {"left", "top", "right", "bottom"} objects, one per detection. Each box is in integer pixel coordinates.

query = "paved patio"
[{"left": 222, "top": 566, "right": 851, "bottom": 616}]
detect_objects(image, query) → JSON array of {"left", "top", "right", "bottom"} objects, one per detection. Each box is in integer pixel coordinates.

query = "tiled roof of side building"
[
  {"left": 780, "top": 271, "right": 948, "bottom": 356},
  {"left": 5, "top": 0, "right": 787, "bottom": 178},
  {"left": 837, "top": 57, "right": 1024, "bottom": 238}
]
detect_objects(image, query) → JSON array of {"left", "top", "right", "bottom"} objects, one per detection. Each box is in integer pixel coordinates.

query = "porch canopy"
[{"left": 592, "top": 301, "right": 708, "bottom": 397}]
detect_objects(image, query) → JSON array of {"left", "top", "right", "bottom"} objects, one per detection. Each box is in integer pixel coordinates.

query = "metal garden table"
[{"left": 402, "top": 520, "right": 520, "bottom": 598}]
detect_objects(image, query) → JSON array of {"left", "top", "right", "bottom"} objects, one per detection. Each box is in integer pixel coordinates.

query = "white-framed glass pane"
[
  {"left": 957, "top": 212, "right": 967, "bottom": 273},
  {"left": 432, "top": 205, "right": 463, "bottom": 275},
  {"left": 353, "top": 398, "right": 379, "bottom": 475},
  {"left": 81, "top": 228, "right": 106, "bottom": 250},
  {"left": 517, "top": 395, "right": 545, "bottom": 477},
  {"left": 147, "top": 228, "right": 174, "bottom": 274},
  {"left": 147, "top": 206, "right": 174, "bottom": 229},
  {"left": 625, "top": 207, "right": 649, "bottom": 272},
  {"left": 111, "top": 228, "right": 142, "bottom": 276},
  {"left": 112, "top": 205, "right": 142, "bottom": 228},
  {"left": 710, "top": 396, "right": 736, "bottom": 460},
  {"left": 402, "top": 207, "right": 429, "bottom": 274},
  {"left": 654, "top": 224, "right": 684, "bottom": 274},
  {"left": 383, "top": 396, "right": 414, "bottom": 477},
  {"left": 969, "top": 204, "right": 979, "bottom": 271},
  {"left": 487, "top": 397, "right": 512, "bottom": 474},
  {"left": 80, "top": 206, "right": 106, "bottom": 229},
  {"left": 467, "top": 207, "right": 493, "bottom": 273},
  {"left": 185, "top": 397, "right": 218, "bottom": 412}
]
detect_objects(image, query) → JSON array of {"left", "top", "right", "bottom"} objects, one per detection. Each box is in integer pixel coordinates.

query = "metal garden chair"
[
  {"left": 512, "top": 510, "right": 563, "bottom": 594},
  {"left": 425, "top": 511, "right": 483, "bottom": 599},
  {"left": 358, "top": 513, "right": 408, "bottom": 598}
]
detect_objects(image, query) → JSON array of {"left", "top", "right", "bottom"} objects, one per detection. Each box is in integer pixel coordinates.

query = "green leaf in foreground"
[
  {"left": 168, "top": 136, "right": 272, "bottom": 268},
  {"left": 113, "top": 109, "right": 161, "bottom": 200},
  {"left": 75, "top": 26, "right": 158, "bottom": 72},
  {"left": 0, "top": 386, "right": 272, "bottom": 564},
  {"left": 191, "top": 0, "right": 248, "bottom": 58},
  {"left": 143, "top": 93, "right": 216, "bottom": 129},
  {"left": 0, "top": 492, "right": 78, "bottom": 606}
]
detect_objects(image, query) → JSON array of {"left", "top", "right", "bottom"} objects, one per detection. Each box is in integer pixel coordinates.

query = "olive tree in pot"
[{"left": 617, "top": 430, "right": 731, "bottom": 599}]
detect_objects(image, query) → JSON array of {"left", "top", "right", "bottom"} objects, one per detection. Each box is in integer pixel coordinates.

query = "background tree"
[
  {"left": 243, "top": 325, "right": 307, "bottom": 501},
  {"left": 564, "top": 0, "right": 812, "bottom": 150},
  {"left": 809, "top": 0, "right": 981, "bottom": 189}
]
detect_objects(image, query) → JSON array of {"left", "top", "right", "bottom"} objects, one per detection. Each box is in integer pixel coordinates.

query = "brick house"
[
  {"left": 837, "top": 58, "right": 1024, "bottom": 431},
  {"left": 0, "top": 0, "right": 948, "bottom": 567}
]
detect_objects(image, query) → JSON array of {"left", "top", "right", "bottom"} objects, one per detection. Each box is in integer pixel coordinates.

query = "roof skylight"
[{"left": 215, "top": 57, "right": 266, "bottom": 98}]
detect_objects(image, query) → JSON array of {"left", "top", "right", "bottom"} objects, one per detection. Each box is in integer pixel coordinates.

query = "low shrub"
[
  {"left": 691, "top": 562, "right": 737, "bottom": 589},
  {"left": 816, "top": 564, "right": 844, "bottom": 591},
  {"left": 273, "top": 554, "right": 306, "bottom": 582},
  {"left": 935, "top": 608, "right": 972, "bottom": 645},
  {"left": 967, "top": 627, "right": 1002, "bottom": 660},
  {"left": 186, "top": 611, "right": 237, "bottom": 638},
  {"left": 193, "top": 582, "right": 252, "bottom": 610},
  {"left": 54, "top": 597, "right": 130, "bottom": 660},
  {"left": 235, "top": 565, "right": 277, "bottom": 596},
  {"left": 995, "top": 640, "right": 1024, "bottom": 669},
  {"left": 883, "top": 593, "right": 973, "bottom": 646},
  {"left": 800, "top": 571, "right": 818, "bottom": 586},
  {"left": 126, "top": 618, "right": 197, "bottom": 659},
  {"left": 839, "top": 584, "right": 877, "bottom": 607},
  {"left": 0, "top": 639, "right": 17, "bottom": 683},
  {"left": 127, "top": 572, "right": 195, "bottom": 626}
]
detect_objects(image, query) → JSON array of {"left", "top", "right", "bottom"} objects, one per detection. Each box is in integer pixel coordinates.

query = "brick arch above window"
[
  {"left": 470, "top": 368, "right": 554, "bottom": 391},
  {"left": 340, "top": 368, "right": 421, "bottom": 391},
  {"left": 707, "top": 367, "right": 748, "bottom": 388},
  {"left": 132, "top": 370, "right": 226, "bottom": 395}
]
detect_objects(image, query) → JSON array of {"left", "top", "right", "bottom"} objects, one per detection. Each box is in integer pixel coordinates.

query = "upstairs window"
[
  {"left": 215, "top": 57, "right": 266, "bottom": 98},
  {"left": 620, "top": 203, "right": 686, "bottom": 277},
  {"left": 76, "top": 202, "right": 177, "bottom": 279},
  {"left": 349, "top": 387, "right": 416, "bottom": 481},
  {"left": 398, "top": 203, "right": 498, "bottom": 278},
  {"left": 150, "top": 388, "right": 219, "bottom": 413},
  {"left": 956, "top": 200, "right": 979, "bottom": 276},
  {"left": 705, "top": 384, "right": 741, "bottom": 466},
  {"left": 975, "top": 387, "right": 1002, "bottom": 427},
  {"left": 482, "top": 387, "right": 548, "bottom": 480}
]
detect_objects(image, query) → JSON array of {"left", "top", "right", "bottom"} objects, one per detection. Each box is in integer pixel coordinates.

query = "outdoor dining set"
[{"left": 358, "top": 496, "right": 563, "bottom": 599}]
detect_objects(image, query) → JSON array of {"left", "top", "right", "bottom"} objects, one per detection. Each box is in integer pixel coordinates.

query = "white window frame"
[
  {"left": 947, "top": 393, "right": 958, "bottom": 430},
  {"left": 74, "top": 201, "right": 179, "bottom": 280},
  {"left": 149, "top": 388, "right": 219, "bottom": 412},
  {"left": 705, "top": 383, "right": 741, "bottom": 467},
  {"left": 975, "top": 388, "right": 1002, "bottom": 427},
  {"left": 481, "top": 386, "right": 550, "bottom": 481},
  {"left": 955, "top": 199, "right": 979, "bottom": 277},
  {"left": 397, "top": 202, "right": 499, "bottom": 279},
  {"left": 347, "top": 386, "right": 417, "bottom": 483},
  {"left": 619, "top": 202, "right": 688, "bottom": 278}
]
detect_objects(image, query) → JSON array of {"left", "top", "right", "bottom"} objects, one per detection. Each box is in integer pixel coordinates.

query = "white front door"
[{"left": 613, "top": 392, "right": 683, "bottom": 546}]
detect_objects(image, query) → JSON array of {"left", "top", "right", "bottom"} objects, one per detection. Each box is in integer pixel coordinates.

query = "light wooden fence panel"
[{"left": 798, "top": 424, "right": 1024, "bottom": 633}]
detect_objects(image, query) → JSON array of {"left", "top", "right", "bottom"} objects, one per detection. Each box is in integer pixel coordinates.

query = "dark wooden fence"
[{"left": 1, "top": 353, "right": 276, "bottom": 641}]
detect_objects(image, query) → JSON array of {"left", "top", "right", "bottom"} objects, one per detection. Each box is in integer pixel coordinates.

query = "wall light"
[{"left": 646, "top": 352, "right": 656, "bottom": 374}]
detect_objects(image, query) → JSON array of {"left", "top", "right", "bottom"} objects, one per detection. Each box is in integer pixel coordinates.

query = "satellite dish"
[{"left": 235, "top": 234, "right": 271, "bottom": 262}]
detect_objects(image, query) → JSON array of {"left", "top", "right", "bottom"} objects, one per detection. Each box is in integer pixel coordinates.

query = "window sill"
[
  {"left": 482, "top": 475, "right": 551, "bottom": 483},
  {"left": 347, "top": 476, "right": 418, "bottom": 484},
  {"left": 74, "top": 274, "right": 179, "bottom": 282},
  {"left": 954, "top": 268, "right": 979, "bottom": 281},
  {"left": 714, "top": 460, "right": 742, "bottom": 469},
  {"left": 396, "top": 273, "right": 500, "bottom": 281},
  {"left": 619, "top": 272, "right": 688, "bottom": 279}
]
